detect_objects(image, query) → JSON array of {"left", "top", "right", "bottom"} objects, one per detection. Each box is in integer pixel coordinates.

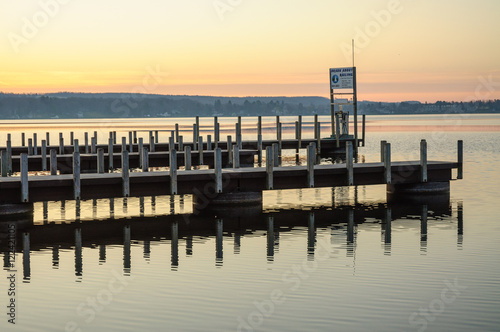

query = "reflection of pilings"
[
  {"left": 267, "top": 216, "right": 274, "bottom": 261},
  {"left": 384, "top": 207, "right": 392, "bottom": 255},
  {"left": 171, "top": 222, "right": 179, "bottom": 268},
  {"left": 457, "top": 201, "right": 463, "bottom": 248},
  {"left": 43, "top": 201, "right": 48, "bottom": 225},
  {"left": 186, "top": 236, "right": 193, "bottom": 256},
  {"left": 123, "top": 197, "right": 128, "bottom": 214},
  {"left": 420, "top": 205, "right": 428, "bottom": 253},
  {"left": 23, "top": 232, "right": 30, "bottom": 280},
  {"left": 99, "top": 244, "right": 106, "bottom": 263},
  {"left": 52, "top": 245, "right": 59, "bottom": 268},
  {"left": 346, "top": 209, "right": 354, "bottom": 257},
  {"left": 179, "top": 195, "right": 185, "bottom": 213},
  {"left": 75, "top": 228, "right": 82, "bottom": 277},
  {"left": 307, "top": 212, "right": 315, "bottom": 259},
  {"left": 234, "top": 232, "right": 241, "bottom": 255},
  {"left": 75, "top": 199, "right": 81, "bottom": 222},
  {"left": 110, "top": 198, "right": 115, "bottom": 219},
  {"left": 123, "top": 225, "right": 131, "bottom": 274},
  {"left": 170, "top": 195, "right": 175, "bottom": 214},
  {"left": 140, "top": 197, "right": 144, "bottom": 217},
  {"left": 151, "top": 196, "right": 156, "bottom": 214},
  {"left": 144, "top": 240, "right": 151, "bottom": 260},
  {"left": 92, "top": 199, "right": 97, "bottom": 220},
  {"left": 216, "top": 219, "right": 223, "bottom": 266},
  {"left": 61, "top": 200, "right": 65, "bottom": 220}
]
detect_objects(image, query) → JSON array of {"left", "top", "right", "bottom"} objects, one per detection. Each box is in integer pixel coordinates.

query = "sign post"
[{"left": 329, "top": 67, "right": 358, "bottom": 150}]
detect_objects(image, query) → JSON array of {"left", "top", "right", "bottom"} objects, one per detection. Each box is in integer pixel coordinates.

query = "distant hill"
[{"left": 0, "top": 92, "right": 498, "bottom": 119}]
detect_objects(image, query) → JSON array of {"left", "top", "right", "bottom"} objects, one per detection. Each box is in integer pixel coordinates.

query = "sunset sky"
[{"left": 1, "top": 0, "right": 499, "bottom": 102}]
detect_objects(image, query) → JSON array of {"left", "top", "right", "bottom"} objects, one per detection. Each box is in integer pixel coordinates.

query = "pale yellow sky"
[{"left": 1, "top": 0, "right": 499, "bottom": 102}]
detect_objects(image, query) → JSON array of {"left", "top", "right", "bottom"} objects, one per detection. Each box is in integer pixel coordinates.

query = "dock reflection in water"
[{"left": 1, "top": 193, "right": 464, "bottom": 281}]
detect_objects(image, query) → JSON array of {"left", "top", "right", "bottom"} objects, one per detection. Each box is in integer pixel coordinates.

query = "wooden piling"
[
  {"left": 384, "top": 143, "right": 391, "bottom": 184},
  {"left": 138, "top": 137, "right": 143, "bottom": 168},
  {"left": 73, "top": 152, "right": 81, "bottom": 200},
  {"left": 108, "top": 138, "right": 114, "bottom": 171},
  {"left": 380, "top": 140, "right": 387, "bottom": 162},
  {"left": 169, "top": 136, "right": 175, "bottom": 152},
  {"left": 97, "top": 148, "right": 105, "bottom": 173},
  {"left": 179, "top": 136, "right": 184, "bottom": 151},
  {"left": 84, "top": 132, "right": 89, "bottom": 153},
  {"left": 258, "top": 116, "right": 262, "bottom": 140},
  {"left": 133, "top": 131, "right": 137, "bottom": 144},
  {"left": 149, "top": 135, "right": 155, "bottom": 153},
  {"left": 50, "top": 149, "right": 57, "bottom": 175},
  {"left": 192, "top": 124, "right": 197, "bottom": 151},
  {"left": 198, "top": 136, "right": 204, "bottom": 165},
  {"left": 33, "top": 133, "right": 38, "bottom": 155},
  {"left": 175, "top": 124, "right": 179, "bottom": 142},
  {"left": 41, "top": 140, "right": 47, "bottom": 171},
  {"left": 121, "top": 137, "right": 126, "bottom": 152},
  {"left": 236, "top": 122, "right": 242, "bottom": 149},
  {"left": 73, "top": 139, "right": 79, "bottom": 155},
  {"left": 266, "top": 146, "right": 274, "bottom": 190},
  {"left": 170, "top": 149, "right": 177, "bottom": 195},
  {"left": 1, "top": 151, "right": 7, "bottom": 177},
  {"left": 70, "top": 132, "right": 74, "bottom": 145},
  {"left": 195, "top": 116, "right": 200, "bottom": 142},
  {"left": 122, "top": 150, "right": 130, "bottom": 197},
  {"left": 91, "top": 137, "right": 97, "bottom": 154},
  {"left": 113, "top": 131, "right": 117, "bottom": 144},
  {"left": 155, "top": 130, "right": 159, "bottom": 144},
  {"left": 233, "top": 145, "right": 240, "bottom": 168},
  {"left": 316, "top": 122, "right": 321, "bottom": 154},
  {"left": 20, "top": 153, "right": 29, "bottom": 202},
  {"left": 420, "top": 139, "right": 427, "bottom": 182},
  {"left": 207, "top": 135, "right": 212, "bottom": 151},
  {"left": 362, "top": 114, "right": 366, "bottom": 147},
  {"left": 214, "top": 147, "right": 222, "bottom": 193},
  {"left": 307, "top": 144, "right": 315, "bottom": 188},
  {"left": 335, "top": 112, "right": 340, "bottom": 148},
  {"left": 272, "top": 143, "right": 279, "bottom": 167},
  {"left": 6, "top": 139, "right": 12, "bottom": 175},
  {"left": 227, "top": 135, "right": 233, "bottom": 166},
  {"left": 129, "top": 131, "right": 133, "bottom": 152},
  {"left": 257, "top": 134, "right": 263, "bottom": 166},
  {"left": 21, "top": 133, "right": 26, "bottom": 147},
  {"left": 184, "top": 146, "right": 192, "bottom": 171},
  {"left": 276, "top": 115, "right": 280, "bottom": 140},
  {"left": 457, "top": 140, "right": 463, "bottom": 179},
  {"left": 28, "top": 139, "right": 33, "bottom": 156},
  {"left": 46, "top": 132, "right": 50, "bottom": 146},
  {"left": 346, "top": 141, "right": 354, "bottom": 186},
  {"left": 142, "top": 148, "right": 149, "bottom": 172},
  {"left": 314, "top": 115, "right": 319, "bottom": 140}
]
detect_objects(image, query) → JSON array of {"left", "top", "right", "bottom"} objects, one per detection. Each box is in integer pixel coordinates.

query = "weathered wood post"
[
  {"left": 227, "top": 135, "right": 233, "bottom": 167},
  {"left": 129, "top": 131, "right": 133, "bottom": 152},
  {"left": 236, "top": 121, "right": 242, "bottom": 149},
  {"left": 70, "top": 131, "right": 74, "bottom": 146},
  {"left": 233, "top": 145, "right": 240, "bottom": 168},
  {"left": 28, "top": 138, "right": 33, "bottom": 156},
  {"left": 214, "top": 147, "right": 222, "bottom": 193},
  {"left": 84, "top": 132, "right": 89, "bottom": 153},
  {"left": 295, "top": 121, "right": 300, "bottom": 164},
  {"left": 314, "top": 114, "right": 319, "bottom": 140},
  {"left": 346, "top": 141, "right": 354, "bottom": 186},
  {"left": 175, "top": 123, "right": 179, "bottom": 142},
  {"left": 73, "top": 152, "right": 81, "bottom": 200},
  {"left": 179, "top": 136, "right": 184, "bottom": 151},
  {"left": 277, "top": 122, "right": 282, "bottom": 165},
  {"left": 335, "top": 112, "right": 341, "bottom": 148},
  {"left": 33, "top": 133, "right": 38, "bottom": 155},
  {"left": 170, "top": 149, "right": 177, "bottom": 195},
  {"left": 73, "top": 139, "right": 79, "bottom": 155},
  {"left": 41, "top": 140, "right": 47, "bottom": 171},
  {"left": 122, "top": 150, "right": 130, "bottom": 197},
  {"left": 138, "top": 137, "right": 143, "bottom": 168},
  {"left": 380, "top": 140, "right": 387, "bottom": 162},
  {"left": 169, "top": 135, "right": 175, "bottom": 153},
  {"left": 46, "top": 132, "right": 50, "bottom": 146},
  {"left": 192, "top": 124, "right": 198, "bottom": 151},
  {"left": 457, "top": 140, "right": 463, "bottom": 179},
  {"left": 50, "top": 149, "right": 57, "bottom": 175},
  {"left": 149, "top": 134, "right": 155, "bottom": 153},
  {"left": 20, "top": 153, "right": 29, "bottom": 202},
  {"left": 91, "top": 137, "right": 97, "bottom": 154},
  {"left": 108, "top": 138, "right": 114, "bottom": 171},
  {"left": 316, "top": 122, "right": 321, "bottom": 155},
  {"left": 420, "top": 139, "right": 427, "bottom": 182},
  {"left": 21, "top": 133, "right": 26, "bottom": 147},
  {"left": 207, "top": 135, "right": 212, "bottom": 151},
  {"left": 214, "top": 117, "right": 219, "bottom": 149},
  {"left": 7, "top": 139, "right": 12, "bottom": 175},
  {"left": 307, "top": 143, "right": 315, "bottom": 188},
  {"left": 1, "top": 151, "right": 7, "bottom": 177},
  {"left": 266, "top": 146, "right": 274, "bottom": 190},
  {"left": 184, "top": 146, "right": 192, "bottom": 171},
  {"left": 113, "top": 131, "right": 117, "bottom": 144},
  {"left": 272, "top": 143, "right": 279, "bottom": 167},
  {"left": 133, "top": 131, "right": 137, "bottom": 144},
  {"left": 195, "top": 116, "right": 200, "bottom": 142},
  {"left": 198, "top": 136, "right": 204, "bottom": 165},
  {"left": 384, "top": 143, "right": 391, "bottom": 184},
  {"left": 141, "top": 148, "right": 149, "bottom": 172},
  {"left": 362, "top": 114, "right": 366, "bottom": 147},
  {"left": 258, "top": 116, "right": 262, "bottom": 141},
  {"left": 97, "top": 148, "right": 105, "bottom": 173},
  {"left": 121, "top": 137, "right": 127, "bottom": 153},
  {"left": 155, "top": 130, "right": 159, "bottom": 144},
  {"left": 275, "top": 115, "right": 280, "bottom": 140},
  {"left": 257, "top": 134, "right": 263, "bottom": 166}
]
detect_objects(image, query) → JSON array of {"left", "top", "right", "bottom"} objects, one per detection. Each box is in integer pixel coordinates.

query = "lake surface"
[{"left": 1, "top": 114, "right": 500, "bottom": 332}]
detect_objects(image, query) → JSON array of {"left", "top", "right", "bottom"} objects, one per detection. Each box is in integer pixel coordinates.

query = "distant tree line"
[{"left": 0, "top": 92, "right": 498, "bottom": 119}]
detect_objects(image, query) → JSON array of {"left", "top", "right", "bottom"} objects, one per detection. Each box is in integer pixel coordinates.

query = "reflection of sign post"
[{"left": 330, "top": 67, "right": 354, "bottom": 89}]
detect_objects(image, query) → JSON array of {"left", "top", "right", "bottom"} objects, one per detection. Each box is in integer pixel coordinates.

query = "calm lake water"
[{"left": 1, "top": 114, "right": 500, "bottom": 332}]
